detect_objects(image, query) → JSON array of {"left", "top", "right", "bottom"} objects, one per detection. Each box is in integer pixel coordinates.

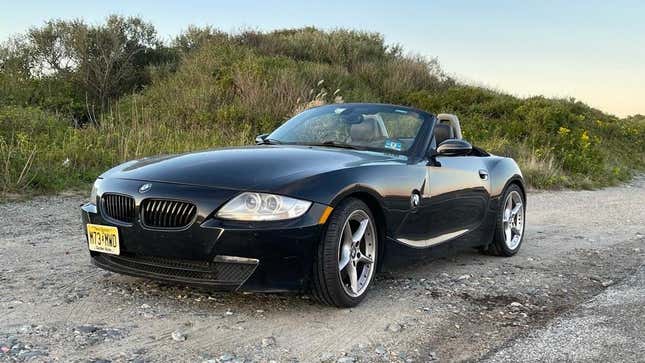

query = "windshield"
[{"left": 267, "top": 104, "right": 428, "bottom": 153}]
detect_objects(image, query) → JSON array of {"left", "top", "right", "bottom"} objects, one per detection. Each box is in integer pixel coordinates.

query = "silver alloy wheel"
[
  {"left": 337, "top": 210, "right": 376, "bottom": 297},
  {"left": 503, "top": 190, "right": 525, "bottom": 250}
]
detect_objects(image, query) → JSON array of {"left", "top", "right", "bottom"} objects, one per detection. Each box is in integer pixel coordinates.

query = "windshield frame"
[{"left": 267, "top": 103, "right": 436, "bottom": 156}]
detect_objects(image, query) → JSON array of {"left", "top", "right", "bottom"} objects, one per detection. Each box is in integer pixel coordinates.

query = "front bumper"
[
  {"left": 91, "top": 254, "right": 259, "bottom": 290},
  {"left": 81, "top": 178, "right": 328, "bottom": 292}
]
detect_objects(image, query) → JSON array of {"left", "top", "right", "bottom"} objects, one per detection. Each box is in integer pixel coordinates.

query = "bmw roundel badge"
[{"left": 139, "top": 183, "right": 152, "bottom": 193}]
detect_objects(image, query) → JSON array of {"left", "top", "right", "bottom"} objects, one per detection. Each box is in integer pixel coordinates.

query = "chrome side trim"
[
  {"left": 397, "top": 229, "right": 469, "bottom": 248},
  {"left": 213, "top": 255, "right": 260, "bottom": 265}
]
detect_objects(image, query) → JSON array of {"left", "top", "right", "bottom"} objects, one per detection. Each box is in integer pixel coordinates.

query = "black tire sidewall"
[
  {"left": 494, "top": 184, "right": 526, "bottom": 256},
  {"left": 318, "top": 198, "right": 377, "bottom": 307}
]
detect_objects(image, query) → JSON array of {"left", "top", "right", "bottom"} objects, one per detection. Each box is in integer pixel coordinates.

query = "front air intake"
[{"left": 141, "top": 199, "right": 196, "bottom": 229}]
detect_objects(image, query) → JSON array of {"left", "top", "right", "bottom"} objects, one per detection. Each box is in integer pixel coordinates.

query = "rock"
[
  {"left": 171, "top": 331, "right": 187, "bottom": 342},
  {"left": 218, "top": 353, "right": 235, "bottom": 362},
  {"left": 337, "top": 357, "right": 355, "bottom": 363},
  {"left": 375, "top": 345, "right": 386, "bottom": 355},
  {"left": 21, "top": 350, "right": 48, "bottom": 360},
  {"left": 100, "top": 328, "right": 124, "bottom": 341},
  {"left": 261, "top": 336, "right": 276, "bottom": 347},
  {"left": 75, "top": 325, "right": 98, "bottom": 334},
  {"left": 386, "top": 323, "right": 402, "bottom": 332},
  {"left": 509, "top": 302, "right": 523, "bottom": 308}
]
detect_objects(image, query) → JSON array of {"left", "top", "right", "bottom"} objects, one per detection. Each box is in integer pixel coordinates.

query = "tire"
[
  {"left": 311, "top": 198, "right": 378, "bottom": 307},
  {"left": 483, "top": 184, "right": 526, "bottom": 257}
]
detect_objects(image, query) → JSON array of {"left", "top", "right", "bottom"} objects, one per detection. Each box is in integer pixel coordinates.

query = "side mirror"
[
  {"left": 436, "top": 139, "right": 472, "bottom": 156},
  {"left": 255, "top": 133, "right": 269, "bottom": 145}
]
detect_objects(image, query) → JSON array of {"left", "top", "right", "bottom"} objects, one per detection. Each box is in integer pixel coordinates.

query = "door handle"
[{"left": 478, "top": 169, "right": 489, "bottom": 180}]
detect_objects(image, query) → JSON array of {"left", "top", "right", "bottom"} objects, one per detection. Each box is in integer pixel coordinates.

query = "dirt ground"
[{"left": 1, "top": 176, "right": 643, "bottom": 363}]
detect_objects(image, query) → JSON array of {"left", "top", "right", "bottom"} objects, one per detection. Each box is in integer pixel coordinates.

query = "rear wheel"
[
  {"left": 312, "top": 198, "right": 377, "bottom": 307},
  {"left": 483, "top": 184, "right": 525, "bottom": 256}
]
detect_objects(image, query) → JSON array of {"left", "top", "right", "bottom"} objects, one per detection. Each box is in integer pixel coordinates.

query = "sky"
[{"left": 1, "top": 0, "right": 643, "bottom": 117}]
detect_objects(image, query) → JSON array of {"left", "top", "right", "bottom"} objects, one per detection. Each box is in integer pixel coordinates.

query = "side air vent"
[{"left": 141, "top": 199, "right": 196, "bottom": 229}]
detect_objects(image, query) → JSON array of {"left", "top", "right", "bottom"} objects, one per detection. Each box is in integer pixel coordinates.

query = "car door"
[
  {"left": 393, "top": 154, "right": 490, "bottom": 248},
  {"left": 422, "top": 154, "right": 490, "bottom": 241}
]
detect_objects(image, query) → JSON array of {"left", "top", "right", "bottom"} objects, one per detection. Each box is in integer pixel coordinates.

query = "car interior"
[
  {"left": 349, "top": 115, "right": 388, "bottom": 143},
  {"left": 433, "top": 123, "right": 455, "bottom": 145},
  {"left": 348, "top": 113, "right": 418, "bottom": 151},
  {"left": 433, "top": 114, "right": 489, "bottom": 157}
]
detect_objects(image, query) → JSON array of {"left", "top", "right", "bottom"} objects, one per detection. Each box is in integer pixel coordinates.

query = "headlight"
[
  {"left": 216, "top": 192, "right": 312, "bottom": 221},
  {"left": 89, "top": 178, "right": 101, "bottom": 204}
]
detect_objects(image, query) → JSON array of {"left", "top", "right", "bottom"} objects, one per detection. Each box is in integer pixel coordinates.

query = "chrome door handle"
[{"left": 478, "top": 169, "right": 489, "bottom": 180}]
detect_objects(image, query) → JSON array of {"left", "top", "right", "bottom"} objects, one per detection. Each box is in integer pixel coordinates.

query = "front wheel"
[
  {"left": 311, "top": 198, "right": 378, "bottom": 307},
  {"left": 483, "top": 184, "right": 526, "bottom": 256}
]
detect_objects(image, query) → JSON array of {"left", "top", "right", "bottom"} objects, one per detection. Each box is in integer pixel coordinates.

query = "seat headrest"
[
  {"left": 434, "top": 123, "right": 454, "bottom": 145},
  {"left": 350, "top": 118, "right": 379, "bottom": 142}
]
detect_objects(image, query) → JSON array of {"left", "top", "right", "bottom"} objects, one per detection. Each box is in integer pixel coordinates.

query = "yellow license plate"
[{"left": 87, "top": 224, "right": 120, "bottom": 255}]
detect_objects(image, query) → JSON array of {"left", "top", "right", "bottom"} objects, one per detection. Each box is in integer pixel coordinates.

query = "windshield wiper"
[{"left": 309, "top": 141, "right": 360, "bottom": 150}]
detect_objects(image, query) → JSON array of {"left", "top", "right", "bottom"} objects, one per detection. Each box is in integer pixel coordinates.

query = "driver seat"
[
  {"left": 434, "top": 123, "right": 454, "bottom": 145},
  {"left": 350, "top": 116, "right": 386, "bottom": 143}
]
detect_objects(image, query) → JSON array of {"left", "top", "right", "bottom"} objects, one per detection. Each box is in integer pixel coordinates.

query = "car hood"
[{"left": 101, "top": 145, "right": 407, "bottom": 191}]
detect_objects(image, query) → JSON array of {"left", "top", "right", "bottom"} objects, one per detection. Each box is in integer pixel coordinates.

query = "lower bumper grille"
[{"left": 93, "top": 254, "right": 258, "bottom": 289}]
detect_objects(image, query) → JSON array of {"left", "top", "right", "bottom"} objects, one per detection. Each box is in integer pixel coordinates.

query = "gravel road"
[{"left": 1, "top": 176, "right": 643, "bottom": 363}]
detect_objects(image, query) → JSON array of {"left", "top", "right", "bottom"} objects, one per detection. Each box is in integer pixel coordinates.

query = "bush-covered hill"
[{"left": 1, "top": 17, "right": 643, "bottom": 197}]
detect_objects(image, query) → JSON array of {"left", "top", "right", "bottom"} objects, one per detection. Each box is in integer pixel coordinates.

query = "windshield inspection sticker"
[{"left": 384, "top": 140, "right": 402, "bottom": 151}]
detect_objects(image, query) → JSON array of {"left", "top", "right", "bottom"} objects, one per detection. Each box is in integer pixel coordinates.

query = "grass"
[{"left": 1, "top": 27, "right": 644, "bottom": 199}]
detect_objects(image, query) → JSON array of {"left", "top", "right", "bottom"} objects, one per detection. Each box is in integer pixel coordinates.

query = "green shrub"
[
  {"left": 405, "top": 87, "right": 644, "bottom": 188},
  {"left": 1, "top": 24, "right": 643, "bottom": 197}
]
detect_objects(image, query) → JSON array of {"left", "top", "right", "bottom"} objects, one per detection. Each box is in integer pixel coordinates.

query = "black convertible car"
[{"left": 81, "top": 103, "right": 526, "bottom": 307}]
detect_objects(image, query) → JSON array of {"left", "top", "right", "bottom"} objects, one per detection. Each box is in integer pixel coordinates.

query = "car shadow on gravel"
[{"left": 98, "top": 239, "right": 481, "bottom": 310}]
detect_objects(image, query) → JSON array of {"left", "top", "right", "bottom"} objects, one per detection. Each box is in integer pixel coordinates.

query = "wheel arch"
[{"left": 503, "top": 175, "right": 527, "bottom": 207}]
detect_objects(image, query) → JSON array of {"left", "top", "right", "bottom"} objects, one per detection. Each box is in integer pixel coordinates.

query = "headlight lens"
[
  {"left": 89, "top": 178, "right": 101, "bottom": 204},
  {"left": 216, "top": 192, "right": 312, "bottom": 221}
]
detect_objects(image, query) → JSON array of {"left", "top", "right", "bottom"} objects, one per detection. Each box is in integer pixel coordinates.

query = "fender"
[{"left": 485, "top": 156, "right": 525, "bottom": 198}]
